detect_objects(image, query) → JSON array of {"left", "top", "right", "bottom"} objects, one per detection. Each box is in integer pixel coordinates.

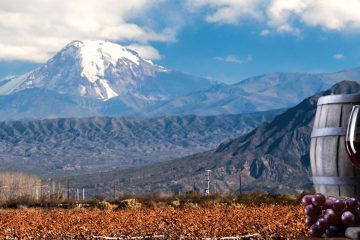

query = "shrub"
[
  {"left": 235, "top": 191, "right": 300, "bottom": 205},
  {"left": 3, "top": 195, "right": 36, "bottom": 208},
  {"left": 170, "top": 198, "right": 181, "bottom": 207},
  {"left": 95, "top": 199, "right": 111, "bottom": 210},
  {"left": 117, "top": 198, "right": 142, "bottom": 209}
]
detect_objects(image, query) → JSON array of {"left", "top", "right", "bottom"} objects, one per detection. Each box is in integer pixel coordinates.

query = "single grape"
[
  {"left": 305, "top": 204, "right": 320, "bottom": 217},
  {"left": 310, "top": 224, "right": 323, "bottom": 237},
  {"left": 325, "top": 225, "right": 339, "bottom": 237},
  {"left": 345, "top": 198, "right": 357, "bottom": 212},
  {"left": 325, "top": 208, "right": 335, "bottom": 214},
  {"left": 312, "top": 193, "right": 326, "bottom": 207},
  {"left": 341, "top": 211, "right": 355, "bottom": 226},
  {"left": 302, "top": 195, "right": 313, "bottom": 206},
  {"left": 333, "top": 199, "right": 346, "bottom": 212},
  {"left": 316, "top": 217, "right": 329, "bottom": 230},
  {"left": 325, "top": 199, "right": 335, "bottom": 209},
  {"left": 324, "top": 209, "right": 337, "bottom": 225},
  {"left": 347, "top": 198, "right": 357, "bottom": 206}
]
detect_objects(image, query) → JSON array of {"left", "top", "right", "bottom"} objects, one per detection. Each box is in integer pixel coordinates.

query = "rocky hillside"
[
  {"left": 0, "top": 110, "right": 281, "bottom": 176},
  {"left": 64, "top": 81, "right": 360, "bottom": 196}
]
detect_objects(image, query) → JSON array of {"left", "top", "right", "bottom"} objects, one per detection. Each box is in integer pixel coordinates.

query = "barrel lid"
[{"left": 318, "top": 93, "right": 360, "bottom": 105}]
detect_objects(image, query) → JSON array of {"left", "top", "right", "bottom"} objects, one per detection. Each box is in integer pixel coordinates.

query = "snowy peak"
[
  {"left": 66, "top": 40, "right": 149, "bottom": 65},
  {"left": 0, "top": 40, "right": 169, "bottom": 101},
  {"left": 0, "top": 40, "right": 213, "bottom": 117},
  {"left": 64, "top": 40, "right": 149, "bottom": 83}
]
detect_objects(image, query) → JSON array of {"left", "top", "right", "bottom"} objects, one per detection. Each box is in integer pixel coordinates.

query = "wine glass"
[{"left": 346, "top": 105, "right": 360, "bottom": 168}]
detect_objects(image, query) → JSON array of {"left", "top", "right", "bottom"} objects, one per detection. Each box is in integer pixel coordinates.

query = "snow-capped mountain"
[
  {"left": 0, "top": 40, "right": 211, "bottom": 103},
  {"left": 2, "top": 39, "right": 360, "bottom": 121}
]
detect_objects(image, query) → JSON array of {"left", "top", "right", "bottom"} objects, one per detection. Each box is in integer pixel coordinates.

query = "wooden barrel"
[{"left": 311, "top": 94, "right": 360, "bottom": 197}]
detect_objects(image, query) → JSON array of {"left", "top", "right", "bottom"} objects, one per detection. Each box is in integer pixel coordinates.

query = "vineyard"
[{"left": 0, "top": 205, "right": 307, "bottom": 239}]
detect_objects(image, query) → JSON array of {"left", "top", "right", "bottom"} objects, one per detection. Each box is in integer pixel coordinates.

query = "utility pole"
[
  {"left": 51, "top": 180, "right": 55, "bottom": 196},
  {"left": 76, "top": 188, "right": 79, "bottom": 202},
  {"left": 205, "top": 170, "right": 211, "bottom": 195},
  {"left": 82, "top": 188, "right": 85, "bottom": 201}
]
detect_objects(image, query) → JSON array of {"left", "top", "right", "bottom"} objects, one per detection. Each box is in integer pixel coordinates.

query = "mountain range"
[
  {"left": 2, "top": 40, "right": 360, "bottom": 120},
  {"left": 154, "top": 69, "right": 360, "bottom": 115},
  {"left": 3, "top": 39, "right": 360, "bottom": 197},
  {"left": 0, "top": 109, "right": 281, "bottom": 176},
  {"left": 63, "top": 81, "right": 360, "bottom": 197}
]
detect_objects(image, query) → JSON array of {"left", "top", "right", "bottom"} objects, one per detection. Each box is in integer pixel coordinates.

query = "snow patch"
[
  {"left": 0, "top": 73, "right": 30, "bottom": 95},
  {"left": 76, "top": 40, "right": 143, "bottom": 83},
  {"left": 79, "top": 85, "right": 87, "bottom": 96},
  {"left": 98, "top": 79, "right": 118, "bottom": 100}
]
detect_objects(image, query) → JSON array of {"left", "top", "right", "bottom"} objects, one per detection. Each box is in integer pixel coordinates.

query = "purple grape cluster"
[{"left": 302, "top": 193, "right": 360, "bottom": 237}]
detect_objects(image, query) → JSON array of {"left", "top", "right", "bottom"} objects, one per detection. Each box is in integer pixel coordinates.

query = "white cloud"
[
  {"left": 214, "top": 55, "right": 253, "bottom": 64},
  {"left": 333, "top": 53, "right": 345, "bottom": 60},
  {"left": 186, "top": 0, "right": 265, "bottom": 24},
  {"left": 189, "top": 0, "right": 360, "bottom": 34},
  {"left": 267, "top": 0, "right": 360, "bottom": 32},
  {"left": 0, "top": 0, "right": 172, "bottom": 62},
  {"left": 260, "top": 29, "right": 271, "bottom": 36},
  {"left": 127, "top": 44, "right": 162, "bottom": 60},
  {"left": 4, "top": 0, "right": 360, "bottom": 63}
]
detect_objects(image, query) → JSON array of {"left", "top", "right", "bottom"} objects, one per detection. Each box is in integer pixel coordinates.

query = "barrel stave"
[
  {"left": 315, "top": 104, "right": 328, "bottom": 195},
  {"left": 317, "top": 104, "right": 342, "bottom": 196}
]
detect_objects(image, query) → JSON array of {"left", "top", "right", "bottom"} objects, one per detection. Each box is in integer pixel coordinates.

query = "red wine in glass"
[{"left": 346, "top": 105, "right": 360, "bottom": 168}]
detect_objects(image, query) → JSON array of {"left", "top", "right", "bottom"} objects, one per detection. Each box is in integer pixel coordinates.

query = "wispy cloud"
[
  {"left": 187, "top": 0, "right": 360, "bottom": 35},
  {"left": 214, "top": 55, "right": 253, "bottom": 64},
  {"left": 0, "top": 0, "right": 174, "bottom": 62},
  {"left": 3, "top": 0, "right": 360, "bottom": 63},
  {"left": 127, "top": 44, "right": 162, "bottom": 60},
  {"left": 186, "top": 0, "right": 264, "bottom": 24},
  {"left": 260, "top": 29, "right": 271, "bottom": 36},
  {"left": 333, "top": 53, "right": 345, "bottom": 60}
]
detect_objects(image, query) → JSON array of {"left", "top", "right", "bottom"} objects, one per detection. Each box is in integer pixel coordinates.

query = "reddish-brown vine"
[{"left": 0, "top": 205, "right": 307, "bottom": 239}]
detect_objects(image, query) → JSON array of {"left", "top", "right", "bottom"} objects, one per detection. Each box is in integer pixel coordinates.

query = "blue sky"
[
  {"left": 1, "top": 0, "right": 360, "bottom": 84},
  {"left": 153, "top": 23, "right": 360, "bottom": 83}
]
